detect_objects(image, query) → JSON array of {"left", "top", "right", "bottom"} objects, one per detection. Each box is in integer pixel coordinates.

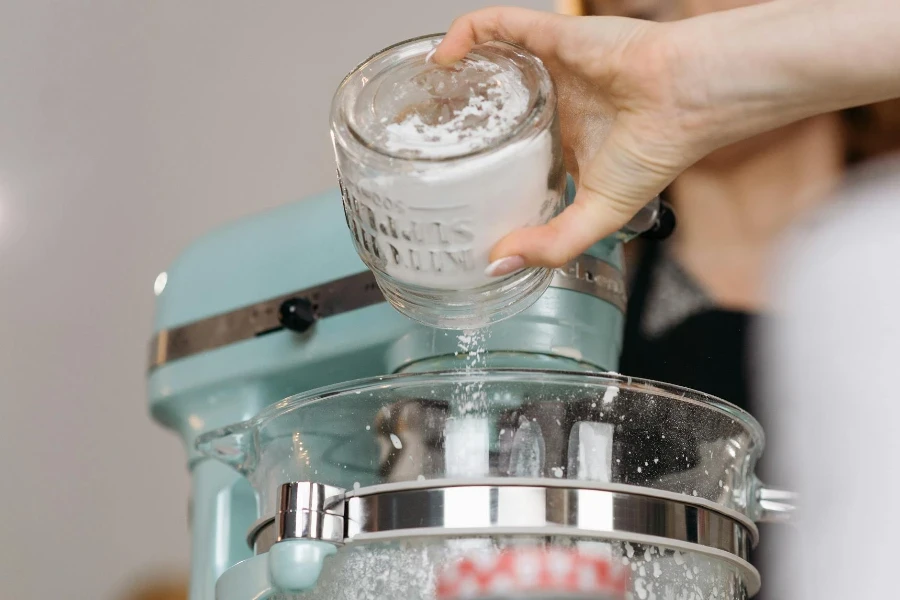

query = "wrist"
[
  {"left": 657, "top": 3, "right": 803, "bottom": 155},
  {"left": 654, "top": 19, "right": 726, "bottom": 157},
  {"left": 664, "top": 0, "right": 900, "bottom": 155},
  {"left": 644, "top": 15, "right": 749, "bottom": 163}
]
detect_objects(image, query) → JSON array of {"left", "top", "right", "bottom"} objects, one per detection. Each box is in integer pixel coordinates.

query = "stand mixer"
[
  {"left": 148, "top": 177, "right": 665, "bottom": 597},
  {"left": 148, "top": 35, "right": 791, "bottom": 600}
]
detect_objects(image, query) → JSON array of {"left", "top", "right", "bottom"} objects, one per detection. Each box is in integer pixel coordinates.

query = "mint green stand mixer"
[
  {"left": 148, "top": 33, "right": 793, "bottom": 600},
  {"left": 148, "top": 175, "right": 682, "bottom": 598}
]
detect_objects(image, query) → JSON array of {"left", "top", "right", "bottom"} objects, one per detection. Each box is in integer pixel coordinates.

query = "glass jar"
[{"left": 330, "top": 34, "right": 565, "bottom": 329}]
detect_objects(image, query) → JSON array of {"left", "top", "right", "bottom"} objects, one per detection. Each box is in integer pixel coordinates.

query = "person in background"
[
  {"left": 435, "top": 1, "right": 900, "bottom": 597},
  {"left": 556, "top": 2, "right": 900, "bottom": 597},
  {"left": 435, "top": 0, "right": 900, "bottom": 264},
  {"left": 551, "top": 3, "right": 897, "bottom": 591},
  {"left": 555, "top": 0, "right": 900, "bottom": 411},
  {"left": 761, "top": 155, "right": 900, "bottom": 600}
]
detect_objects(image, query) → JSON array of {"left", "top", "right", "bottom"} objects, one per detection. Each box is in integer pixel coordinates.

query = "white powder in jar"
[
  {"left": 349, "top": 131, "right": 556, "bottom": 290},
  {"left": 382, "top": 58, "right": 532, "bottom": 160},
  {"left": 334, "top": 35, "right": 565, "bottom": 311},
  {"left": 342, "top": 56, "right": 560, "bottom": 291}
]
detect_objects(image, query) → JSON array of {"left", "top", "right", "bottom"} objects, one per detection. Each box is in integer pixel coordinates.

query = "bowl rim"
[
  {"left": 329, "top": 33, "right": 556, "bottom": 165},
  {"left": 196, "top": 368, "right": 765, "bottom": 449}
]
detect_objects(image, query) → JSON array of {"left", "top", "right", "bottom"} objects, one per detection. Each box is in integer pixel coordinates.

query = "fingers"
[
  {"left": 432, "top": 7, "right": 566, "bottom": 65},
  {"left": 490, "top": 126, "right": 677, "bottom": 268},
  {"left": 489, "top": 199, "right": 633, "bottom": 269}
]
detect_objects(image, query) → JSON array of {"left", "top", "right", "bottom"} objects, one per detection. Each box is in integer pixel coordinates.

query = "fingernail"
[
  {"left": 425, "top": 48, "right": 437, "bottom": 63},
  {"left": 484, "top": 255, "right": 526, "bottom": 278}
]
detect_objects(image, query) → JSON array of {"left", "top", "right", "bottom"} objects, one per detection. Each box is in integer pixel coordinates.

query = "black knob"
[
  {"left": 641, "top": 201, "right": 676, "bottom": 241},
  {"left": 279, "top": 297, "right": 316, "bottom": 333}
]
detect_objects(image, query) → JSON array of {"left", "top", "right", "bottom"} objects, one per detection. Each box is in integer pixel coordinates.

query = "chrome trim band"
[
  {"left": 344, "top": 485, "right": 752, "bottom": 560},
  {"left": 251, "top": 479, "right": 757, "bottom": 594},
  {"left": 340, "top": 477, "right": 759, "bottom": 544},
  {"left": 551, "top": 254, "right": 626, "bottom": 312},
  {"left": 148, "top": 255, "right": 625, "bottom": 370},
  {"left": 148, "top": 271, "right": 384, "bottom": 370}
]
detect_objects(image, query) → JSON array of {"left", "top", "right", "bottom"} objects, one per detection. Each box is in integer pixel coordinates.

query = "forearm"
[{"left": 673, "top": 0, "right": 900, "bottom": 150}]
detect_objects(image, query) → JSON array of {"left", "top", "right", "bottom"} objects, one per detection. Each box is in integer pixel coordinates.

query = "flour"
[
  {"left": 450, "top": 328, "right": 489, "bottom": 415},
  {"left": 346, "top": 130, "right": 555, "bottom": 290},
  {"left": 445, "top": 328, "right": 494, "bottom": 477},
  {"left": 382, "top": 59, "right": 531, "bottom": 160}
]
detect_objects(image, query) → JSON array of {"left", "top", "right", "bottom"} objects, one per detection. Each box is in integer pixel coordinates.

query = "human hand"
[
  {"left": 434, "top": 7, "right": 708, "bottom": 271},
  {"left": 434, "top": 2, "right": 900, "bottom": 273}
]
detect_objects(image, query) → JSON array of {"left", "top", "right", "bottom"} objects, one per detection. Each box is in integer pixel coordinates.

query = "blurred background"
[
  {"left": 0, "top": 2, "right": 549, "bottom": 598},
  {"left": 3, "top": 1, "right": 900, "bottom": 599}
]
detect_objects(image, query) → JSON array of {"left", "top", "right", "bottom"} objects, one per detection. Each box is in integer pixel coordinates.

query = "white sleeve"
[{"left": 759, "top": 157, "right": 900, "bottom": 599}]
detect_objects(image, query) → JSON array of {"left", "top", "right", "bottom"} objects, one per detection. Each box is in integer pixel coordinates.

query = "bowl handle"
[
  {"left": 755, "top": 484, "right": 798, "bottom": 524},
  {"left": 195, "top": 426, "right": 253, "bottom": 469}
]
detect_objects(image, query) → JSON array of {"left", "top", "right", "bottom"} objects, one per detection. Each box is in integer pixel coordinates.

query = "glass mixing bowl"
[
  {"left": 197, "top": 370, "right": 789, "bottom": 523},
  {"left": 216, "top": 533, "right": 753, "bottom": 600},
  {"left": 306, "top": 537, "right": 749, "bottom": 600},
  {"left": 199, "top": 370, "right": 795, "bottom": 599}
]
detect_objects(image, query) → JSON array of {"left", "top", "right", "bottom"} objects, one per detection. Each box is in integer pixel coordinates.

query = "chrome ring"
[
  {"left": 345, "top": 484, "right": 753, "bottom": 560},
  {"left": 342, "top": 477, "right": 759, "bottom": 544},
  {"left": 250, "top": 479, "right": 758, "bottom": 594}
]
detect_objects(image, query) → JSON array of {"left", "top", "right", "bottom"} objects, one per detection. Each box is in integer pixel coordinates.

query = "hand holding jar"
[{"left": 433, "top": 0, "right": 900, "bottom": 273}]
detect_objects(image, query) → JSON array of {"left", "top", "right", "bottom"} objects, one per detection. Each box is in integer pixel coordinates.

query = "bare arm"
[
  {"left": 682, "top": 0, "right": 900, "bottom": 152},
  {"left": 433, "top": 0, "right": 900, "bottom": 272}
]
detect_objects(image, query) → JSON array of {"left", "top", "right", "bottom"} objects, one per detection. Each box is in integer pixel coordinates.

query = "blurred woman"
[
  {"left": 560, "top": 0, "right": 900, "bottom": 411},
  {"left": 556, "top": 1, "right": 900, "bottom": 597}
]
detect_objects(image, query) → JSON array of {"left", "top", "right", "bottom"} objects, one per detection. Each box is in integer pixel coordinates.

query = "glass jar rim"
[{"left": 329, "top": 33, "right": 557, "bottom": 164}]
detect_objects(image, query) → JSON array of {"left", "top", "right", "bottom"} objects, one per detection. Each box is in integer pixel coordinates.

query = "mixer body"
[{"left": 148, "top": 184, "right": 631, "bottom": 599}]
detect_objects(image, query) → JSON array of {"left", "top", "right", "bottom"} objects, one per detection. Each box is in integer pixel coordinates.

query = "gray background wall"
[{"left": 0, "top": 2, "right": 549, "bottom": 598}]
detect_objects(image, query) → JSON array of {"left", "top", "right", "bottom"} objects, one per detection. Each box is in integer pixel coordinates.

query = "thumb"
[
  {"left": 432, "top": 7, "right": 567, "bottom": 65},
  {"left": 489, "top": 124, "right": 676, "bottom": 268}
]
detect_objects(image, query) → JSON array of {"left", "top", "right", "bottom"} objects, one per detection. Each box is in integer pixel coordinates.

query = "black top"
[
  {"left": 620, "top": 240, "right": 754, "bottom": 412},
  {"left": 619, "top": 239, "right": 774, "bottom": 598}
]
